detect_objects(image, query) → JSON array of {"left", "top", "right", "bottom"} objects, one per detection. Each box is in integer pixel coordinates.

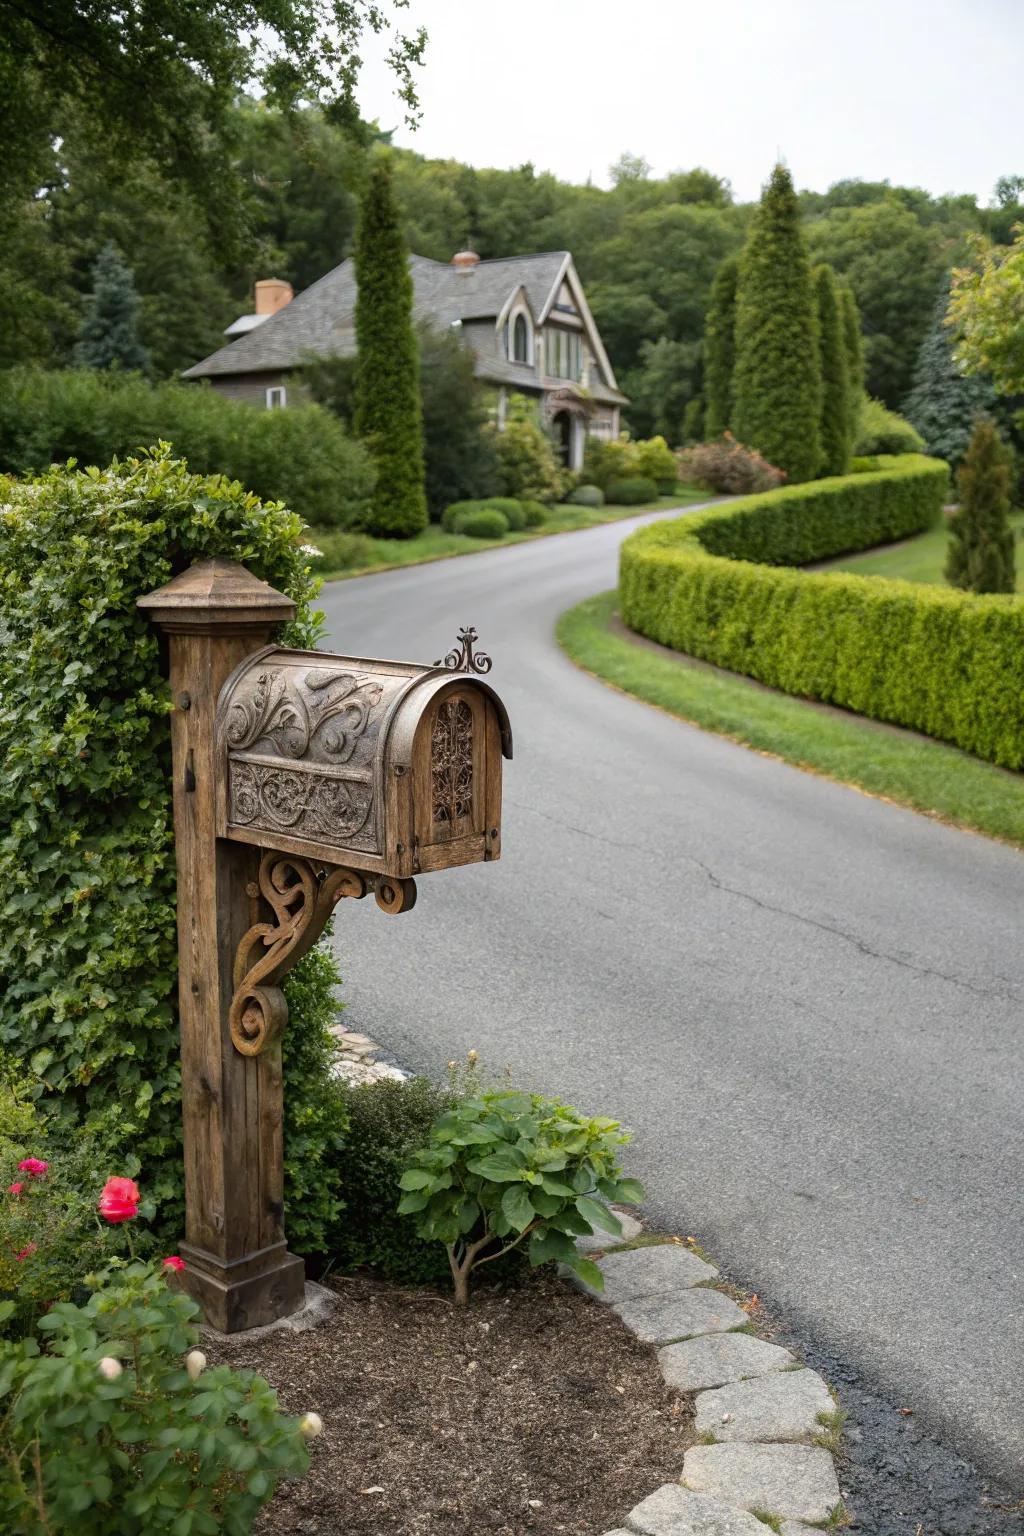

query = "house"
[{"left": 182, "top": 251, "right": 629, "bottom": 471}]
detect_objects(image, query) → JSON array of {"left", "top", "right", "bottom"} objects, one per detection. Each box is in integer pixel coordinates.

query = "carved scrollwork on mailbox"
[{"left": 217, "top": 646, "right": 512, "bottom": 881}]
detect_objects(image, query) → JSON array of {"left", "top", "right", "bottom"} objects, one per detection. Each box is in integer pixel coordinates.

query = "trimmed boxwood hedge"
[{"left": 619, "top": 455, "right": 1024, "bottom": 771}]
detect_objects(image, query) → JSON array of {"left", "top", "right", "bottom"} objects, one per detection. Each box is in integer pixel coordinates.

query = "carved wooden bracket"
[{"left": 230, "top": 850, "right": 417, "bottom": 1056}]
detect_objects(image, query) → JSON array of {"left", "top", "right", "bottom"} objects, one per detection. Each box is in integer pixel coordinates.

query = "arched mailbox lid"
[{"left": 216, "top": 645, "right": 512, "bottom": 878}]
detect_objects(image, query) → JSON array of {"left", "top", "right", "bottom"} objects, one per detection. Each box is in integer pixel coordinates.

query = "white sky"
[{"left": 356, "top": 0, "right": 1023, "bottom": 204}]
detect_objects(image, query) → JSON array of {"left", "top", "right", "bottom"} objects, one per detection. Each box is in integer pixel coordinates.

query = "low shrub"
[
  {"left": 0, "top": 1260, "right": 314, "bottom": 1533},
  {"left": 521, "top": 501, "right": 547, "bottom": 528},
  {"left": 399, "top": 1087, "right": 643, "bottom": 1305},
  {"left": 329, "top": 1076, "right": 457, "bottom": 1287},
  {"left": 854, "top": 396, "right": 926, "bottom": 457},
  {"left": 606, "top": 476, "right": 659, "bottom": 505},
  {"left": 677, "top": 434, "right": 786, "bottom": 495},
  {"left": 0, "top": 367, "right": 375, "bottom": 528},
  {"left": 583, "top": 435, "right": 676, "bottom": 493},
  {"left": 452, "top": 507, "right": 510, "bottom": 539},
  {"left": 440, "top": 499, "right": 485, "bottom": 532},
  {"left": 618, "top": 458, "right": 1024, "bottom": 770},
  {"left": 485, "top": 497, "right": 526, "bottom": 530},
  {"left": 305, "top": 530, "right": 377, "bottom": 572},
  {"left": 567, "top": 483, "right": 605, "bottom": 507}
]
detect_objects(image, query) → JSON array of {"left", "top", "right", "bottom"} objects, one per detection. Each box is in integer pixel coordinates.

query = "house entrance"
[{"left": 553, "top": 410, "right": 575, "bottom": 470}]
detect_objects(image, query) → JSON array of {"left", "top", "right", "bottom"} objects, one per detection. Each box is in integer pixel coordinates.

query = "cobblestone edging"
[
  {"left": 572, "top": 1221, "right": 850, "bottom": 1535},
  {"left": 329, "top": 1024, "right": 410, "bottom": 1086}
]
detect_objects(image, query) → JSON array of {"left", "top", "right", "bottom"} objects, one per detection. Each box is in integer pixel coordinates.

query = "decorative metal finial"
[{"left": 435, "top": 626, "right": 492, "bottom": 675}]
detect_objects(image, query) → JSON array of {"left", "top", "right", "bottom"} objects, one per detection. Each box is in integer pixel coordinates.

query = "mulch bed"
[{"left": 207, "top": 1269, "right": 692, "bottom": 1536}]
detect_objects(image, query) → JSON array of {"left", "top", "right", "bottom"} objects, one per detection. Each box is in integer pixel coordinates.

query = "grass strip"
[
  {"left": 312, "top": 490, "right": 709, "bottom": 581},
  {"left": 557, "top": 590, "right": 1024, "bottom": 848},
  {"left": 821, "top": 510, "right": 1024, "bottom": 588}
]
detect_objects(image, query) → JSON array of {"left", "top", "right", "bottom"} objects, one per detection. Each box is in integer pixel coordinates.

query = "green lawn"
[
  {"left": 820, "top": 510, "right": 1024, "bottom": 588},
  {"left": 311, "top": 489, "right": 710, "bottom": 581},
  {"left": 557, "top": 590, "right": 1024, "bottom": 848}
]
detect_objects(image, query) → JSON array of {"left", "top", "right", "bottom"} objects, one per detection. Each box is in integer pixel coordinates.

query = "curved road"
[{"left": 319, "top": 508, "right": 1024, "bottom": 1492}]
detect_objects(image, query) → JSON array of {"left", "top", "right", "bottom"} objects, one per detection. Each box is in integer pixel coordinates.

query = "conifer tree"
[
  {"left": 945, "top": 417, "right": 1015, "bottom": 593},
  {"left": 903, "top": 275, "right": 997, "bottom": 469},
  {"left": 354, "top": 156, "right": 427, "bottom": 537},
  {"left": 703, "top": 254, "right": 738, "bottom": 438},
  {"left": 732, "top": 164, "right": 821, "bottom": 481},
  {"left": 840, "top": 284, "right": 865, "bottom": 452},
  {"left": 74, "top": 242, "right": 150, "bottom": 372},
  {"left": 814, "top": 264, "right": 852, "bottom": 476}
]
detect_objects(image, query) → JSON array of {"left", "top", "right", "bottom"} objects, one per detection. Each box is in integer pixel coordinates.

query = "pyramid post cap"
[{"left": 137, "top": 558, "right": 297, "bottom": 631}]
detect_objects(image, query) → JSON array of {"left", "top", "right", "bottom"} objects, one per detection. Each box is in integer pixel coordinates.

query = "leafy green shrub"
[
  {"left": 854, "top": 396, "right": 925, "bottom": 456},
  {"left": 678, "top": 435, "right": 786, "bottom": 494},
  {"left": 0, "top": 1261, "right": 313, "bottom": 1534},
  {"left": 567, "top": 483, "right": 605, "bottom": 507},
  {"left": 329, "top": 1076, "right": 457, "bottom": 1287},
  {"left": 632, "top": 436, "right": 679, "bottom": 492},
  {"left": 521, "top": 500, "right": 547, "bottom": 527},
  {"left": 0, "top": 368, "right": 375, "bottom": 528},
  {"left": 619, "top": 457, "right": 1024, "bottom": 770},
  {"left": 486, "top": 401, "right": 563, "bottom": 504},
  {"left": 606, "top": 476, "right": 659, "bottom": 505},
  {"left": 399, "top": 1088, "right": 643, "bottom": 1305},
  {"left": 452, "top": 507, "right": 509, "bottom": 539},
  {"left": 306, "top": 530, "right": 377, "bottom": 572},
  {"left": 440, "top": 498, "right": 485, "bottom": 532},
  {"left": 0, "top": 450, "right": 344, "bottom": 1241},
  {"left": 485, "top": 497, "right": 526, "bottom": 530}
]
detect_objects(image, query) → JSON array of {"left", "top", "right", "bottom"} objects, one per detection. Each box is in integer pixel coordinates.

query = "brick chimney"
[
  {"left": 254, "top": 279, "right": 294, "bottom": 316},
  {"left": 451, "top": 251, "right": 481, "bottom": 272}
]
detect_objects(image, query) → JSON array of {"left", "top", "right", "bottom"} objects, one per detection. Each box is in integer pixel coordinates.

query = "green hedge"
[
  {"left": 619, "top": 456, "right": 1024, "bottom": 771},
  {"left": 0, "top": 368, "right": 375, "bottom": 529},
  {"left": 0, "top": 450, "right": 348, "bottom": 1246}
]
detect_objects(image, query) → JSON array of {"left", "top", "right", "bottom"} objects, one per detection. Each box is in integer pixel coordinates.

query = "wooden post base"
[{"left": 180, "top": 1240, "right": 307, "bottom": 1334}]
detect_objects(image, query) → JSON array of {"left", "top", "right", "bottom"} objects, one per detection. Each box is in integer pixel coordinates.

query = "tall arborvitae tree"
[
  {"left": 840, "top": 284, "right": 865, "bottom": 452},
  {"left": 354, "top": 156, "right": 427, "bottom": 537},
  {"left": 945, "top": 417, "right": 1015, "bottom": 593},
  {"left": 74, "top": 242, "right": 150, "bottom": 372},
  {"left": 903, "top": 275, "right": 997, "bottom": 469},
  {"left": 703, "top": 254, "right": 739, "bottom": 438},
  {"left": 732, "top": 164, "right": 821, "bottom": 481},
  {"left": 814, "top": 264, "right": 852, "bottom": 476}
]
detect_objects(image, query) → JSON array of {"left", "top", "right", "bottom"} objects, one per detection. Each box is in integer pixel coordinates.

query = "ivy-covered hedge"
[
  {"left": 0, "top": 449, "right": 348, "bottom": 1247},
  {"left": 620, "top": 455, "right": 1024, "bottom": 770}
]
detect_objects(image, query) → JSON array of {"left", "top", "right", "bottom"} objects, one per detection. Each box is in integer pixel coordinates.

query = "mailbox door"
[{"left": 411, "top": 684, "right": 501, "bottom": 872}]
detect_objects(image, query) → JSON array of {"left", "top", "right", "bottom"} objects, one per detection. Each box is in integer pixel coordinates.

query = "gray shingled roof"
[{"left": 183, "top": 252, "right": 570, "bottom": 380}]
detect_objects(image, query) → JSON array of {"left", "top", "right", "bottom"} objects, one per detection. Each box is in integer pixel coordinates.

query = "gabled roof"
[{"left": 183, "top": 252, "right": 572, "bottom": 380}]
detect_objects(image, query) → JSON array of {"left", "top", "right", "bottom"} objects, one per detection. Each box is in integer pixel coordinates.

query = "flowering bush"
[
  {"left": 677, "top": 433, "right": 787, "bottom": 494},
  {"left": 0, "top": 1260, "right": 315, "bottom": 1534},
  {"left": 398, "top": 1088, "right": 643, "bottom": 1305}
]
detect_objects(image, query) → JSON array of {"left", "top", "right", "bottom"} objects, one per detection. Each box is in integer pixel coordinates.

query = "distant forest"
[{"left": 9, "top": 102, "right": 1023, "bottom": 440}]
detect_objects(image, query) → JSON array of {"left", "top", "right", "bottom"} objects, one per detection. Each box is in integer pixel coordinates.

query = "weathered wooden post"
[{"left": 139, "top": 559, "right": 511, "bottom": 1331}]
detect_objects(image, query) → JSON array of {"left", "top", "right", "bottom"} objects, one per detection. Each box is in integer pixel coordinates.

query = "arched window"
[{"left": 512, "top": 313, "right": 529, "bottom": 363}]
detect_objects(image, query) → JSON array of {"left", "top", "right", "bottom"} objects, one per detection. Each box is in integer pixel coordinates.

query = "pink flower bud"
[
  {"left": 185, "top": 1350, "right": 207, "bottom": 1382},
  {"left": 98, "top": 1175, "right": 140, "bottom": 1224},
  {"left": 17, "top": 1159, "right": 48, "bottom": 1177},
  {"left": 97, "top": 1357, "right": 123, "bottom": 1381},
  {"left": 8, "top": 1182, "right": 23, "bottom": 1197},
  {"left": 162, "top": 1255, "right": 186, "bottom": 1273}
]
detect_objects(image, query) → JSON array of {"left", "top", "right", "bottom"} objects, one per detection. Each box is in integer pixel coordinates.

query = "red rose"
[
  {"left": 98, "top": 1176, "right": 141, "bottom": 1224},
  {"left": 8, "top": 1182, "right": 23, "bottom": 1197},
  {"left": 18, "top": 1159, "right": 48, "bottom": 1177},
  {"left": 162, "top": 1255, "right": 186, "bottom": 1273},
  {"left": 15, "top": 1244, "right": 37, "bottom": 1262}
]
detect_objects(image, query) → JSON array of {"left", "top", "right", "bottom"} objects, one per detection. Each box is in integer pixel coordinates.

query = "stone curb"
[{"left": 571, "top": 1232, "right": 849, "bottom": 1534}]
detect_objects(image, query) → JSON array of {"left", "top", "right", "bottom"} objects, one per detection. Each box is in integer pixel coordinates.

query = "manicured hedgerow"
[{"left": 618, "top": 456, "right": 1024, "bottom": 771}]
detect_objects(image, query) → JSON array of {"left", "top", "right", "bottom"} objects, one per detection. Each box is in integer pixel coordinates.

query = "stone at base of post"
[{"left": 179, "top": 1242, "right": 307, "bottom": 1334}]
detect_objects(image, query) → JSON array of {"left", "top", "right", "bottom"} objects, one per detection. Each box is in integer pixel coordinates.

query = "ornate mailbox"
[
  {"left": 137, "top": 560, "right": 513, "bottom": 1333},
  {"left": 216, "top": 644, "right": 512, "bottom": 880}
]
